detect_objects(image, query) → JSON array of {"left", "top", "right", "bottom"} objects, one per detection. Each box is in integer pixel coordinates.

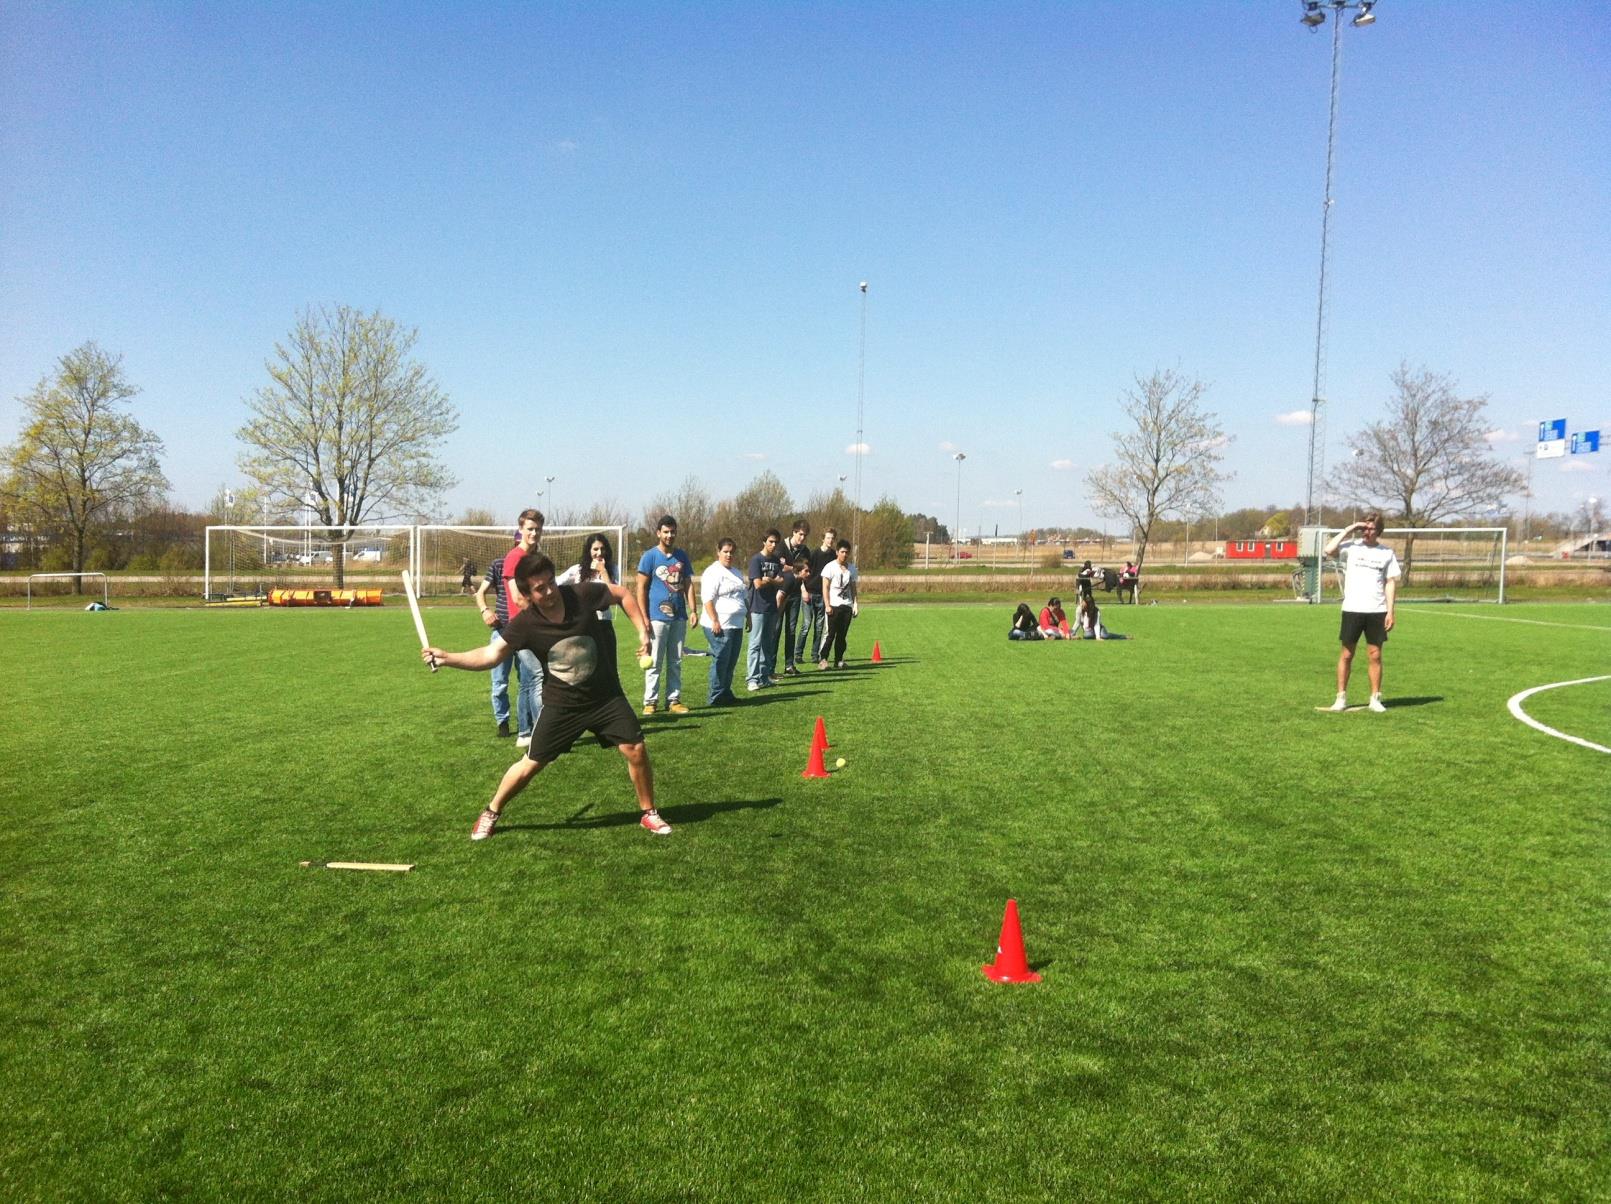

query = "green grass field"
[{"left": 3, "top": 601, "right": 1608, "bottom": 1200}]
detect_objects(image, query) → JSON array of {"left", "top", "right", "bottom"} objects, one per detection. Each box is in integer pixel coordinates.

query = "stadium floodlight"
[
  {"left": 1353, "top": 1, "right": 1376, "bottom": 25},
  {"left": 1301, "top": 2, "right": 1326, "bottom": 26}
]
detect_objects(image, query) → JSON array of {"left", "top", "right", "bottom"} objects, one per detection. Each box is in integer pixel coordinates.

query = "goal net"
[
  {"left": 203, "top": 525, "right": 416, "bottom": 599},
  {"left": 1307, "top": 526, "right": 1509, "bottom": 604},
  {"left": 27, "top": 572, "right": 109, "bottom": 609},
  {"left": 413, "top": 526, "right": 627, "bottom": 598}
]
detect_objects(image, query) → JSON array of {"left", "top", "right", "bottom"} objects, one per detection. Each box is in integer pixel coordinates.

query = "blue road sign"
[
  {"left": 1538, "top": 418, "right": 1567, "bottom": 459},
  {"left": 1571, "top": 430, "right": 1600, "bottom": 454}
]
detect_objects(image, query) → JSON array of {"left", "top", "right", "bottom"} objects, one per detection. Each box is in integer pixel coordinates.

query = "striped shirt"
[{"left": 483, "top": 553, "right": 512, "bottom": 628}]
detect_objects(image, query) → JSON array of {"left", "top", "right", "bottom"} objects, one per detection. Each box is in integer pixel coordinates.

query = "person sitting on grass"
[
  {"left": 1038, "top": 596, "right": 1072, "bottom": 639},
  {"left": 1075, "top": 593, "right": 1104, "bottom": 640},
  {"left": 422, "top": 551, "right": 674, "bottom": 840},
  {"left": 1009, "top": 603, "right": 1042, "bottom": 640}
]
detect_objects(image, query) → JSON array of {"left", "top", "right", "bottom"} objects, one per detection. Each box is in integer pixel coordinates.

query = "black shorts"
[
  {"left": 1339, "top": 610, "right": 1388, "bottom": 648},
  {"left": 526, "top": 694, "right": 645, "bottom": 763}
]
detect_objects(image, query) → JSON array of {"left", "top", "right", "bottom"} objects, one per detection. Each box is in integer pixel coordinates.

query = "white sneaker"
[
  {"left": 516, "top": 732, "right": 532, "bottom": 749},
  {"left": 640, "top": 809, "right": 672, "bottom": 836},
  {"left": 1368, "top": 695, "right": 1387, "bottom": 713},
  {"left": 1327, "top": 695, "right": 1349, "bottom": 712},
  {"left": 746, "top": 682, "right": 761, "bottom": 692}
]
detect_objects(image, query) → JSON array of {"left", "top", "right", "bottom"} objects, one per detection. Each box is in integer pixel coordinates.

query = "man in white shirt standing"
[{"left": 1323, "top": 511, "right": 1401, "bottom": 713}]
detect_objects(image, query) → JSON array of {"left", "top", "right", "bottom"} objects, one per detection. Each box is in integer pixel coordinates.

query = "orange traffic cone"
[
  {"left": 801, "top": 735, "right": 831, "bottom": 779},
  {"left": 811, "top": 715, "right": 831, "bottom": 752},
  {"left": 982, "top": 899, "right": 1041, "bottom": 983},
  {"left": 871, "top": 640, "right": 883, "bottom": 663}
]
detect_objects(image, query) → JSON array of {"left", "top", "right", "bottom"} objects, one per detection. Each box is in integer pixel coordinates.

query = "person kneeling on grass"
[
  {"left": 423, "top": 551, "right": 673, "bottom": 840},
  {"left": 1009, "top": 603, "right": 1042, "bottom": 640}
]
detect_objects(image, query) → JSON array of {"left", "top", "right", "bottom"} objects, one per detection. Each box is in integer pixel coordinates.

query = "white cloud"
[
  {"left": 1200, "top": 434, "right": 1231, "bottom": 450},
  {"left": 938, "top": 440, "right": 958, "bottom": 452},
  {"left": 741, "top": 451, "right": 766, "bottom": 461},
  {"left": 552, "top": 138, "right": 578, "bottom": 153},
  {"left": 1559, "top": 459, "right": 1596, "bottom": 473},
  {"left": 1275, "top": 410, "right": 1313, "bottom": 426},
  {"left": 846, "top": 442, "right": 871, "bottom": 455},
  {"left": 1050, "top": 459, "right": 1074, "bottom": 470},
  {"left": 1484, "top": 427, "right": 1522, "bottom": 444}
]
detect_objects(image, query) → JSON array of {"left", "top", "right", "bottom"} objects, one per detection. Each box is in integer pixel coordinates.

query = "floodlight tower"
[
  {"left": 1299, "top": 0, "right": 1378, "bottom": 531},
  {"left": 546, "top": 475, "right": 556, "bottom": 518},
  {"left": 852, "top": 281, "right": 869, "bottom": 554},
  {"left": 953, "top": 452, "right": 966, "bottom": 563}
]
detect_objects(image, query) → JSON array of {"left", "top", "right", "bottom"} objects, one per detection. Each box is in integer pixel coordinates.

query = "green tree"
[
  {"left": 237, "top": 306, "right": 457, "bottom": 586},
  {"left": 2, "top": 342, "right": 168, "bottom": 590}
]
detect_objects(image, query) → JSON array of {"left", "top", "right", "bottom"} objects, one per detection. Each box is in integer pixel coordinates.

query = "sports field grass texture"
[{"left": 3, "top": 601, "right": 1608, "bottom": 1200}]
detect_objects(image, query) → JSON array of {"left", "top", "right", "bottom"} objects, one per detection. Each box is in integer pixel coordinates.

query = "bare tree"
[
  {"left": 2, "top": 342, "right": 168, "bottom": 589},
  {"left": 642, "top": 476, "right": 715, "bottom": 557},
  {"left": 237, "top": 306, "right": 457, "bottom": 585},
  {"left": 1331, "top": 365, "right": 1525, "bottom": 527},
  {"left": 1084, "top": 369, "right": 1231, "bottom": 571}
]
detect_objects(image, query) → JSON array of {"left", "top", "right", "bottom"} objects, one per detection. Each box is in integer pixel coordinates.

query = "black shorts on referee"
[
  {"left": 526, "top": 694, "right": 645, "bottom": 763},
  {"left": 1339, "top": 610, "right": 1388, "bottom": 648}
]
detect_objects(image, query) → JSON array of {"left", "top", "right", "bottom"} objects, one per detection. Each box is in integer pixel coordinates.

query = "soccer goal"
[
  {"left": 27, "top": 572, "right": 109, "bottom": 609},
  {"left": 202, "top": 525, "right": 416, "bottom": 600},
  {"left": 413, "top": 525, "right": 628, "bottom": 597},
  {"left": 1303, "top": 526, "right": 1509, "bottom": 605}
]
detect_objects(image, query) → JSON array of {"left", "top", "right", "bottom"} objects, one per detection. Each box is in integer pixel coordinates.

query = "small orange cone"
[
  {"left": 871, "top": 640, "right": 883, "bottom": 663},
  {"left": 982, "top": 899, "right": 1041, "bottom": 983},
  {"left": 811, "top": 715, "right": 831, "bottom": 752},
  {"left": 801, "top": 735, "right": 831, "bottom": 779}
]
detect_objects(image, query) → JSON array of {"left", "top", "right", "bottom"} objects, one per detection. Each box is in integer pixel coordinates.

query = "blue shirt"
[{"left": 637, "top": 546, "right": 692, "bottom": 621}]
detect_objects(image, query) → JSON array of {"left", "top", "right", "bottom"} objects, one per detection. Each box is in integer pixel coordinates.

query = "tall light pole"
[
  {"left": 1015, "top": 489, "right": 1024, "bottom": 556},
  {"left": 224, "top": 488, "right": 235, "bottom": 592},
  {"left": 1299, "top": 0, "right": 1377, "bottom": 531},
  {"left": 852, "top": 281, "right": 868, "bottom": 553},
  {"left": 545, "top": 476, "right": 556, "bottom": 521},
  {"left": 952, "top": 452, "right": 966, "bottom": 564}
]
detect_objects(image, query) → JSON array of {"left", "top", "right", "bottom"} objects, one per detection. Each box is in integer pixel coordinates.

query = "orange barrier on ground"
[{"left": 268, "top": 588, "right": 384, "bottom": 607}]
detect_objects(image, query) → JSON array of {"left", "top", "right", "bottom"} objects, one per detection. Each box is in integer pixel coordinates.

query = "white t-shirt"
[
  {"left": 820, "top": 560, "right": 858, "bottom": 609},
  {"left": 699, "top": 561, "right": 748, "bottom": 631},
  {"left": 556, "top": 563, "right": 615, "bottom": 618},
  {"left": 1338, "top": 539, "right": 1401, "bottom": 613}
]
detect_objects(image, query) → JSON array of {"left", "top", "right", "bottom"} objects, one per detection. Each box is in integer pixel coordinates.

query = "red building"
[{"left": 1224, "top": 539, "right": 1297, "bottom": 560}]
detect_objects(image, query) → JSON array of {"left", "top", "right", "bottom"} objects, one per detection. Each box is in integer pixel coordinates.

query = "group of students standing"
[
  {"left": 638, "top": 515, "right": 860, "bottom": 710},
  {"left": 422, "top": 508, "right": 862, "bottom": 843}
]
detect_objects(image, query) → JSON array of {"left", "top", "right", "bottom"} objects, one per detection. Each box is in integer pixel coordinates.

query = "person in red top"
[
  {"left": 1038, "top": 597, "right": 1071, "bottom": 639},
  {"left": 501, "top": 509, "right": 545, "bottom": 747}
]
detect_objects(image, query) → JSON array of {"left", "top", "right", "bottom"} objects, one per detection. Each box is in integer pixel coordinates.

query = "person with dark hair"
[
  {"left": 636, "top": 515, "right": 693, "bottom": 716},
  {"left": 1038, "top": 596, "right": 1071, "bottom": 639},
  {"left": 1076, "top": 592, "right": 1105, "bottom": 640},
  {"left": 745, "top": 528, "right": 787, "bottom": 691},
  {"left": 817, "top": 539, "right": 859, "bottom": 669},
  {"left": 1009, "top": 603, "right": 1041, "bottom": 640},
  {"left": 798, "top": 526, "right": 837, "bottom": 671},
  {"left": 458, "top": 557, "right": 475, "bottom": 595},
  {"left": 776, "top": 519, "right": 812, "bottom": 675},
  {"left": 1077, "top": 560, "right": 1096, "bottom": 601},
  {"left": 1118, "top": 561, "right": 1140, "bottom": 604},
  {"left": 557, "top": 533, "right": 618, "bottom": 607},
  {"left": 699, "top": 538, "right": 747, "bottom": 705},
  {"left": 423, "top": 551, "right": 673, "bottom": 839}
]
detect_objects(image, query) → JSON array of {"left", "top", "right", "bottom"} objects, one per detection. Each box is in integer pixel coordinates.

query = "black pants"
[{"left": 820, "top": 606, "right": 853, "bottom": 664}]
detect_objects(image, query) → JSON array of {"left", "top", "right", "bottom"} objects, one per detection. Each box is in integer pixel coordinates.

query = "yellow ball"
[
  {"left": 637, "top": 653, "right": 654, "bottom": 669},
  {"left": 835, "top": 757, "right": 846, "bottom": 769}
]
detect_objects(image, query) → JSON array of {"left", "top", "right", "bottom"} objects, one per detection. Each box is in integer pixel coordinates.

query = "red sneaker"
[
  {"left": 471, "top": 807, "right": 500, "bottom": 841},
  {"left": 640, "top": 809, "right": 672, "bottom": 836}
]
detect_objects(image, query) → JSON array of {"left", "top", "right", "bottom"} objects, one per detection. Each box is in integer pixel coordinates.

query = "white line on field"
[
  {"left": 1506, "top": 676, "right": 1611, "bottom": 755},
  {"left": 1409, "top": 610, "right": 1611, "bottom": 633}
]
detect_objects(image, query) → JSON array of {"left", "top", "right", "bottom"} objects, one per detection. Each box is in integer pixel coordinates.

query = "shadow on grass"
[
  {"left": 1387, "top": 696, "right": 1444, "bottom": 708},
  {"left": 508, "top": 796, "right": 783, "bottom": 833}
]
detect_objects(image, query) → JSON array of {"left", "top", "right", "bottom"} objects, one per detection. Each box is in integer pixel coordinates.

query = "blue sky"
[{"left": 3, "top": 1, "right": 1607, "bottom": 535}]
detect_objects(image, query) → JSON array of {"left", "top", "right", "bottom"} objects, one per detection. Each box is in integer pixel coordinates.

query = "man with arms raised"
[
  {"left": 1324, "top": 511, "right": 1401, "bottom": 713},
  {"left": 425, "top": 551, "right": 673, "bottom": 839}
]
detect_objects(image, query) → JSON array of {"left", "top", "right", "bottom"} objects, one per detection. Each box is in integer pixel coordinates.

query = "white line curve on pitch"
[
  {"left": 1413, "top": 610, "right": 1611, "bottom": 633},
  {"left": 1506, "top": 676, "right": 1611, "bottom": 755}
]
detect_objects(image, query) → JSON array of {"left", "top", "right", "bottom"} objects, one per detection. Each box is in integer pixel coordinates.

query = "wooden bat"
[
  {"left": 299, "top": 861, "right": 415, "bottom": 872},
  {"left": 400, "top": 570, "right": 437, "bottom": 672}
]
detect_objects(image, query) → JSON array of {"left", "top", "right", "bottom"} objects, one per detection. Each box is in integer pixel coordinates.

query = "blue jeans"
[
  {"left": 705, "top": 624, "right": 743, "bottom": 701},
  {"left": 514, "top": 648, "right": 542, "bottom": 736},
  {"left": 646, "top": 618, "right": 685, "bottom": 705},
  {"left": 746, "top": 609, "right": 779, "bottom": 687},
  {"left": 489, "top": 630, "right": 511, "bottom": 724},
  {"left": 796, "top": 596, "right": 823, "bottom": 665}
]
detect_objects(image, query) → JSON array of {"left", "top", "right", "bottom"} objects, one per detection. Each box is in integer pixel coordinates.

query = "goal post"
[
  {"left": 1300, "top": 526, "right": 1508, "bottom": 605},
  {"left": 27, "top": 572, "right": 109, "bottom": 609},
  {"left": 413, "top": 525, "right": 627, "bottom": 598},
  {"left": 202, "top": 525, "right": 416, "bottom": 599}
]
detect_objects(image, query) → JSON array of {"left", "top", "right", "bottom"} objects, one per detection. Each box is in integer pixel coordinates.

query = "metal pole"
[
  {"left": 853, "top": 282, "right": 868, "bottom": 553},
  {"left": 1304, "top": 7, "right": 1345, "bottom": 532},
  {"left": 953, "top": 453, "right": 965, "bottom": 564}
]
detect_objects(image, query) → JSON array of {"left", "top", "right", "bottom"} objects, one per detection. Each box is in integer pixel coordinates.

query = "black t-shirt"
[
  {"left": 748, "top": 551, "right": 783, "bottom": 613},
  {"left": 500, "top": 582, "right": 621, "bottom": 708},
  {"left": 780, "top": 569, "right": 804, "bottom": 604},
  {"left": 806, "top": 547, "right": 836, "bottom": 594}
]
